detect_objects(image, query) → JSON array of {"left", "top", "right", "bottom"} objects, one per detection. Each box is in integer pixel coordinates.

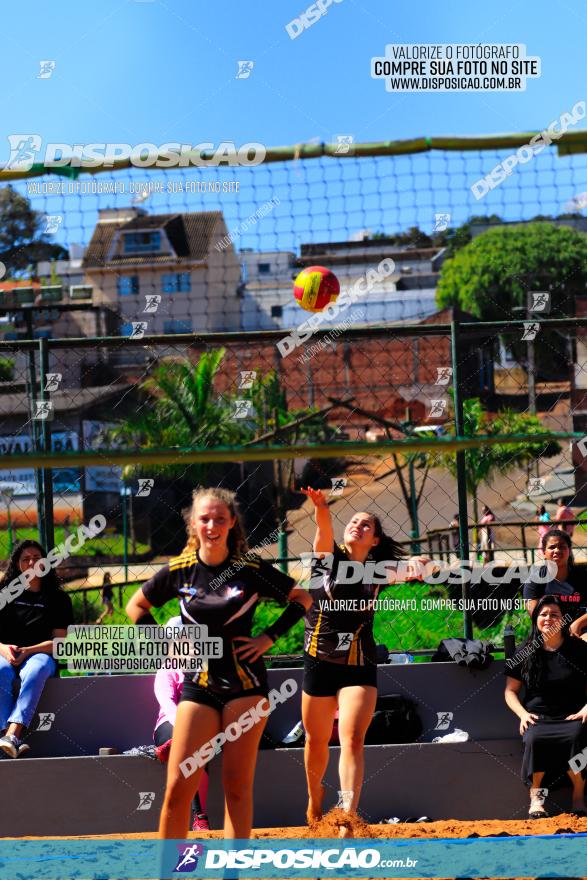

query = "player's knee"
[
  {"left": 20, "top": 653, "right": 55, "bottom": 680},
  {"left": 304, "top": 729, "right": 332, "bottom": 748},
  {"left": 35, "top": 654, "right": 56, "bottom": 673},
  {"left": 164, "top": 775, "right": 195, "bottom": 809},
  {"left": 223, "top": 772, "right": 252, "bottom": 803},
  {"left": 339, "top": 730, "right": 365, "bottom": 752}
]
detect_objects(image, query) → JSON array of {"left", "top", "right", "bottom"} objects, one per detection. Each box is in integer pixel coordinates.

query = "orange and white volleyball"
[{"left": 293, "top": 265, "right": 340, "bottom": 312}]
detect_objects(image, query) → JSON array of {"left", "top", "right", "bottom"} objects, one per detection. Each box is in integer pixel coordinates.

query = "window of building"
[
  {"left": 162, "top": 272, "right": 191, "bottom": 293},
  {"left": 163, "top": 320, "right": 192, "bottom": 334},
  {"left": 70, "top": 285, "right": 93, "bottom": 300},
  {"left": 123, "top": 231, "right": 162, "bottom": 253},
  {"left": 258, "top": 262, "right": 271, "bottom": 275},
  {"left": 270, "top": 305, "right": 283, "bottom": 318},
  {"left": 117, "top": 276, "right": 139, "bottom": 296}
]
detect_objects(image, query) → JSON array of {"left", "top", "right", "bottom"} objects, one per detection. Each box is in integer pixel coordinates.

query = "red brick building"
[{"left": 189, "top": 307, "right": 495, "bottom": 432}]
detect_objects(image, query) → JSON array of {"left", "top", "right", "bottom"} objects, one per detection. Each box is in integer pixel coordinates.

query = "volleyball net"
[{"left": 1, "top": 131, "right": 587, "bottom": 652}]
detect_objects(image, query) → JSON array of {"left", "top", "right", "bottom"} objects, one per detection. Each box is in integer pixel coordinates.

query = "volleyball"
[{"left": 293, "top": 265, "right": 340, "bottom": 312}]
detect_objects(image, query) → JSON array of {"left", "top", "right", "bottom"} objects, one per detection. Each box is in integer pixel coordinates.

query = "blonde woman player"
[
  {"left": 301, "top": 486, "right": 427, "bottom": 835},
  {"left": 126, "top": 487, "right": 310, "bottom": 839}
]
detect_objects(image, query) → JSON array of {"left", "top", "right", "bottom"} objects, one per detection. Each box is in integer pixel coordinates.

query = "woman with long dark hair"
[
  {"left": 125, "top": 487, "right": 309, "bottom": 840},
  {"left": 504, "top": 595, "right": 587, "bottom": 817},
  {"left": 301, "top": 487, "right": 426, "bottom": 834},
  {"left": 0, "top": 540, "right": 73, "bottom": 758}
]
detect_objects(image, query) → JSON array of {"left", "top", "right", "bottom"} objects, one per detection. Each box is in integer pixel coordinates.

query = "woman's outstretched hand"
[{"left": 301, "top": 487, "right": 328, "bottom": 509}]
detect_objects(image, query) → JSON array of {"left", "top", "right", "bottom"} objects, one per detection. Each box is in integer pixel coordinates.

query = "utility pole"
[
  {"left": 404, "top": 407, "right": 421, "bottom": 555},
  {"left": 451, "top": 309, "right": 473, "bottom": 640},
  {"left": 526, "top": 289, "right": 537, "bottom": 417},
  {"left": 22, "top": 309, "right": 46, "bottom": 548}
]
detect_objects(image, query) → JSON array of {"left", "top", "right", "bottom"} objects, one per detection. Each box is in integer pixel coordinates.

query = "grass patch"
[
  {"left": 0, "top": 527, "right": 149, "bottom": 558},
  {"left": 63, "top": 578, "right": 531, "bottom": 676}
]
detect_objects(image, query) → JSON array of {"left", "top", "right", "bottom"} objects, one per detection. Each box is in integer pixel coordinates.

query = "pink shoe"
[{"left": 192, "top": 813, "right": 210, "bottom": 831}]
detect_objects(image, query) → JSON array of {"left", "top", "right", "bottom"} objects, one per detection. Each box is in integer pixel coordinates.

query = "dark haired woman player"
[{"left": 301, "top": 487, "right": 426, "bottom": 834}]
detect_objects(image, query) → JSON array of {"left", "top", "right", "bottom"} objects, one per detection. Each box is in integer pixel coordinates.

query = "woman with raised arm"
[
  {"left": 301, "top": 487, "right": 425, "bottom": 835},
  {"left": 125, "top": 487, "right": 310, "bottom": 840}
]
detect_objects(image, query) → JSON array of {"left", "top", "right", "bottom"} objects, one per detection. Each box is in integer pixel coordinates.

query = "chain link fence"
[{"left": 2, "top": 136, "right": 587, "bottom": 661}]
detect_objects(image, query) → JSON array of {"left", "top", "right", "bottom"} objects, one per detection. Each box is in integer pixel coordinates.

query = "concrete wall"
[
  {"left": 23, "top": 661, "right": 518, "bottom": 759},
  {"left": 1, "top": 660, "right": 560, "bottom": 838}
]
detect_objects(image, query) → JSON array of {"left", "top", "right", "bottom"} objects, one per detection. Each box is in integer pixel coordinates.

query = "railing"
[{"left": 402, "top": 518, "right": 585, "bottom": 563}]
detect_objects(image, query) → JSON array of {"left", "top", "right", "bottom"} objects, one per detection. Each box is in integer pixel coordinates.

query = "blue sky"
[
  {"left": 0, "top": 0, "right": 582, "bottom": 146},
  {"left": 1, "top": 0, "right": 586, "bottom": 249}
]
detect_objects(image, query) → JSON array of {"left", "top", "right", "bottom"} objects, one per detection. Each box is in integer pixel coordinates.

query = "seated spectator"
[
  {"left": 153, "top": 617, "right": 209, "bottom": 831},
  {"left": 554, "top": 498, "right": 575, "bottom": 537},
  {"left": 504, "top": 596, "right": 587, "bottom": 817},
  {"left": 0, "top": 540, "right": 73, "bottom": 758},
  {"left": 523, "top": 529, "right": 587, "bottom": 622}
]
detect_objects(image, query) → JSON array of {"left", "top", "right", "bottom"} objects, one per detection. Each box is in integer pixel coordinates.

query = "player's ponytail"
[{"left": 368, "top": 514, "right": 406, "bottom": 562}]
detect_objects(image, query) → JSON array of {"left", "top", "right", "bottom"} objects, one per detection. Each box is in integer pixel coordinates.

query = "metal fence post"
[
  {"left": 23, "top": 314, "right": 45, "bottom": 548},
  {"left": 450, "top": 311, "right": 473, "bottom": 639},
  {"left": 38, "top": 338, "right": 55, "bottom": 550}
]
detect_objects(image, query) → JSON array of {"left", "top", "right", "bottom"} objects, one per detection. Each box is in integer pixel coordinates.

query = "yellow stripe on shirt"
[
  {"left": 348, "top": 624, "right": 365, "bottom": 665},
  {"left": 169, "top": 552, "right": 198, "bottom": 572},
  {"left": 308, "top": 610, "right": 323, "bottom": 658},
  {"left": 231, "top": 643, "right": 255, "bottom": 689}
]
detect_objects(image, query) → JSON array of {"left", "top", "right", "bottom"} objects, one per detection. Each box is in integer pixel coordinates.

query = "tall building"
[
  {"left": 82, "top": 207, "right": 241, "bottom": 341},
  {"left": 239, "top": 250, "right": 297, "bottom": 329},
  {"left": 238, "top": 236, "right": 445, "bottom": 331}
]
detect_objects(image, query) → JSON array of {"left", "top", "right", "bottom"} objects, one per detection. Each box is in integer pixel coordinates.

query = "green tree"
[
  {"left": 241, "top": 368, "right": 342, "bottom": 502},
  {"left": 436, "top": 222, "right": 587, "bottom": 375},
  {"left": 0, "top": 186, "right": 67, "bottom": 277},
  {"left": 111, "top": 349, "right": 240, "bottom": 484},
  {"left": 436, "top": 222, "right": 587, "bottom": 320},
  {"left": 434, "top": 397, "right": 561, "bottom": 539},
  {"left": 431, "top": 214, "right": 502, "bottom": 256},
  {"left": 112, "top": 353, "right": 334, "bottom": 487}
]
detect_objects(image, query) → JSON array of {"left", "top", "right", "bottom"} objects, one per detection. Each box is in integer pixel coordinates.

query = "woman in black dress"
[
  {"left": 504, "top": 595, "right": 587, "bottom": 817},
  {"left": 301, "top": 486, "right": 426, "bottom": 834}
]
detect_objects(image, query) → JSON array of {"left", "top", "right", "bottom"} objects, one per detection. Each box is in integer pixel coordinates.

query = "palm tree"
[
  {"left": 112, "top": 352, "right": 335, "bottom": 486},
  {"left": 111, "top": 348, "right": 241, "bottom": 484}
]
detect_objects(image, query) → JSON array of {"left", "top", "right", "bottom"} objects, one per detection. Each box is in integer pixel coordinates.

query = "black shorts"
[
  {"left": 180, "top": 677, "right": 268, "bottom": 711},
  {"left": 302, "top": 654, "right": 378, "bottom": 697}
]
